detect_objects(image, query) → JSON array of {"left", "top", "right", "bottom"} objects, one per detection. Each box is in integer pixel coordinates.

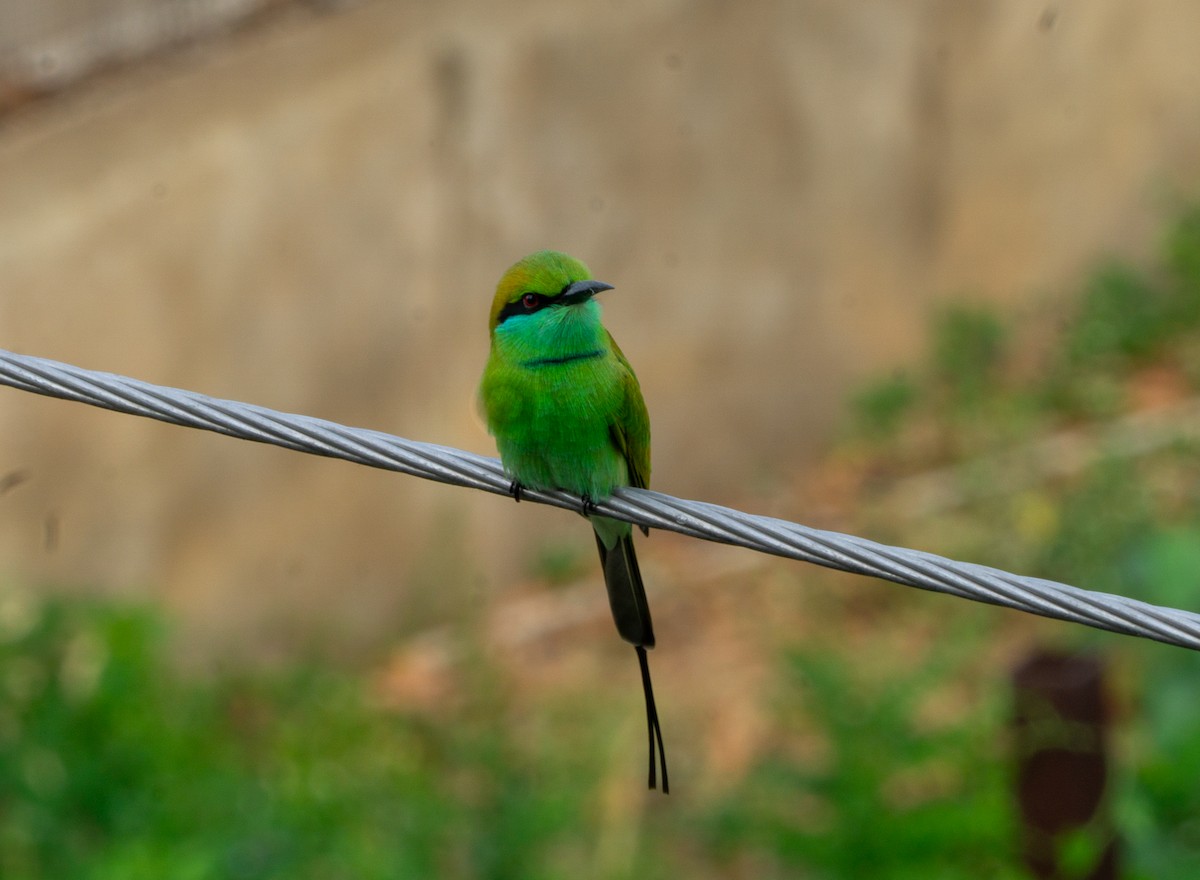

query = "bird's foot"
[
  {"left": 509, "top": 479, "right": 525, "bottom": 503},
  {"left": 579, "top": 494, "right": 599, "bottom": 517}
]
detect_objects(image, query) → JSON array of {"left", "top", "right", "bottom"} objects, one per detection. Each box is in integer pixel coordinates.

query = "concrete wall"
[
  {"left": 0, "top": 0, "right": 284, "bottom": 98},
  {"left": 1, "top": 0, "right": 1198, "bottom": 659}
]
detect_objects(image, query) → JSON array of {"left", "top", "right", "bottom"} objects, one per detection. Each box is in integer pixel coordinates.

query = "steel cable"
[{"left": 3, "top": 347, "right": 1199, "bottom": 651}]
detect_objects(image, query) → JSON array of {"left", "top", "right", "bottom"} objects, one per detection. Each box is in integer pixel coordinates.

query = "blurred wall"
[
  {"left": 0, "top": 0, "right": 280, "bottom": 97},
  {"left": 0, "top": 0, "right": 1198, "bottom": 659}
]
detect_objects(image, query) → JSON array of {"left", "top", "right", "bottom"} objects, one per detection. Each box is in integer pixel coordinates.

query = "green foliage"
[
  {"left": 995, "top": 459, "right": 1200, "bottom": 876},
  {"left": 1029, "top": 457, "right": 1158, "bottom": 598},
  {"left": 1055, "top": 824, "right": 1111, "bottom": 879},
  {"left": 931, "top": 305, "right": 1007, "bottom": 407},
  {"left": 703, "top": 612, "right": 1022, "bottom": 880},
  {"left": 852, "top": 206, "right": 1200, "bottom": 450},
  {"left": 840, "top": 204, "right": 1200, "bottom": 877},
  {"left": 0, "top": 586, "right": 1031, "bottom": 880},
  {"left": 1112, "top": 527, "right": 1200, "bottom": 880},
  {"left": 1044, "top": 213, "right": 1200, "bottom": 418},
  {"left": 1064, "top": 264, "right": 1168, "bottom": 367},
  {"left": 852, "top": 372, "right": 919, "bottom": 440},
  {"left": 0, "top": 595, "right": 600, "bottom": 880},
  {"left": 1162, "top": 205, "right": 1200, "bottom": 327},
  {"left": 1058, "top": 206, "right": 1200, "bottom": 376},
  {"left": 850, "top": 303, "right": 1022, "bottom": 454}
]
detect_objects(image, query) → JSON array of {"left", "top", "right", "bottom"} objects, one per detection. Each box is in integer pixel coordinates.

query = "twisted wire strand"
[{"left": 3, "top": 347, "right": 1199, "bottom": 651}]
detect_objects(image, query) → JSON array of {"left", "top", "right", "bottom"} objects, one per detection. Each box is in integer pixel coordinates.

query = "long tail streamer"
[{"left": 636, "top": 645, "right": 669, "bottom": 793}]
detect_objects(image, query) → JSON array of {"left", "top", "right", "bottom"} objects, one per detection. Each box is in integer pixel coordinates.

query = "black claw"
[
  {"left": 580, "top": 494, "right": 599, "bottom": 517},
  {"left": 509, "top": 480, "right": 525, "bottom": 503}
]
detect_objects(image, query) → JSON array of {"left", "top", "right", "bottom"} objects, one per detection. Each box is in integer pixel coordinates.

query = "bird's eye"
[{"left": 521, "top": 293, "right": 540, "bottom": 310}]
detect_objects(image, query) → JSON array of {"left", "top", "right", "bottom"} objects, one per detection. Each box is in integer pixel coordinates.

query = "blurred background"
[{"left": 2, "top": 0, "right": 1200, "bottom": 877}]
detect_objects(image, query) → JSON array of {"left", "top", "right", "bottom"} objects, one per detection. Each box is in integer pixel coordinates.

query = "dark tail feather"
[
  {"left": 594, "top": 529, "right": 668, "bottom": 792},
  {"left": 637, "top": 645, "right": 669, "bottom": 793},
  {"left": 593, "top": 530, "right": 655, "bottom": 648}
]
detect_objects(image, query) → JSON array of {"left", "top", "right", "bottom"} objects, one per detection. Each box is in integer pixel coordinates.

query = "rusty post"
[{"left": 1012, "top": 650, "right": 1118, "bottom": 879}]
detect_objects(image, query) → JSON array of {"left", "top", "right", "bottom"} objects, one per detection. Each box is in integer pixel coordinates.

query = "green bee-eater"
[{"left": 479, "top": 250, "right": 667, "bottom": 792}]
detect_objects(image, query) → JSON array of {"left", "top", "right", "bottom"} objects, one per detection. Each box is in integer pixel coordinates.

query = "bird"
[{"left": 478, "top": 250, "right": 667, "bottom": 793}]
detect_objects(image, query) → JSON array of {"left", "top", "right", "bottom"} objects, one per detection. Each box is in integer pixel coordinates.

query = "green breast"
[{"left": 481, "top": 305, "right": 629, "bottom": 498}]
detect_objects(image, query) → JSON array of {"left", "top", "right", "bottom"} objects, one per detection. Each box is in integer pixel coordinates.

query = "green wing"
[{"left": 607, "top": 330, "right": 651, "bottom": 492}]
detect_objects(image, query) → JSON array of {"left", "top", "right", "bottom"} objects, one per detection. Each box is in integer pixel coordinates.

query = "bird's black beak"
[{"left": 558, "top": 279, "right": 614, "bottom": 306}]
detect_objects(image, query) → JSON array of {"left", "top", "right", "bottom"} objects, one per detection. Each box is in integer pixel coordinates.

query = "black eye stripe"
[
  {"left": 495, "top": 282, "right": 581, "bottom": 325},
  {"left": 497, "top": 291, "right": 551, "bottom": 324}
]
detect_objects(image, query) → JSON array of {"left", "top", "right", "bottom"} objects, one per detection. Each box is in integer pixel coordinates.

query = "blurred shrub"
[
  {"left": 844, "top": 204, "right": 1200, "bottom": 878},
  {"left": 1065, "top": 264, "right": 1169, "bottom": 367},
  {"left": 703, "top": 610, "right": 1023, "bottom": 880},
  {"left": 1163, "top": 205, "right": 1200, "bottom": 326},
  {"left": 852, "top": 372, "right": 918, "bottom": 441},
  {"left": 0, "top": 596, "right": 597, "bottom": 880},
  {"left": 931, "top": 305, "right": 1007, "bottom": 408}
]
